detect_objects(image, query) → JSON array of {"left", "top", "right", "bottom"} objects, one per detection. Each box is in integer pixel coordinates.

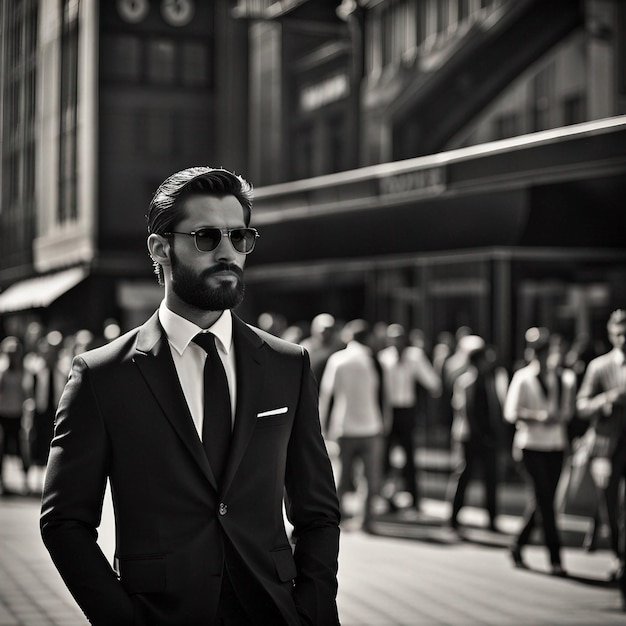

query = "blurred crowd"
[
  {"left": 258, "top": 308, "right": 626, "bottom": 591},
  {"left": 0, "top": 319, "right": 121, "bottom": 496},
  {"left": 1, "top": 308, "right": 625, "bottom": 597}
]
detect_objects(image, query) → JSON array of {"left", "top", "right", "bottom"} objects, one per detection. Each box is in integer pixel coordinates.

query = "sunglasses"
[{"left": 164, "top": 227, "right": 260, "bottom": 254}]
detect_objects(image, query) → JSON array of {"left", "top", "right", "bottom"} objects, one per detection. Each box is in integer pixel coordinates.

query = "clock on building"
[
  {"left": 161, "top": 0, "right": 195, "bottom": 26},
  {"left": 116, "top": 0, "right": 149, "bottom": 23}
]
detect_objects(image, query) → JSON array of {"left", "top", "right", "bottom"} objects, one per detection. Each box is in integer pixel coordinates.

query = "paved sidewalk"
[{"left": 1, "top": 457, "right": 625, "bottom": 625}]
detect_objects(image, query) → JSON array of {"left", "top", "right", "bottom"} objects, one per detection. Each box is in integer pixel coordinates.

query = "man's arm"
[
  {"left": 41, "top": 357, "right": 135, "bottom": 626},
  {"left": 317, "top": 354, "right": 338, "bottom": 437},
  {"left": 411, "top": 348, "right": 442, "bottom": 397},
  {"left": 285, "top": 350, "right": 340, "bottom": 626},
  {"left": 577, "top": 359, "right": 626, "bottom": 418}
]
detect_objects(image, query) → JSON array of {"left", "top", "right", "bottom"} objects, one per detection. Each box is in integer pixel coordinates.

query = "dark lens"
[
  {"left": 194, "top": 228, "right": 222, "bottom": 252},
  {"left": 230, "top": 228, "right": 256, "bottom": 253}
]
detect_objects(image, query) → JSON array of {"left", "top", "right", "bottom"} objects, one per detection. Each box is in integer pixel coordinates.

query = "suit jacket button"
[{"left": 219, "top": 502, "right": 228, "bottom": 516}]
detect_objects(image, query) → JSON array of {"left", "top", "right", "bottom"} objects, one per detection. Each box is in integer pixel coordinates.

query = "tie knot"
[{"left": 193, "top": 332, "right": 219, "bottom": 355}]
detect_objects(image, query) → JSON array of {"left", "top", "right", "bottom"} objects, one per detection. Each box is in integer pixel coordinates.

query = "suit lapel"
[
  {"left": 221, "top": 315, "right": 267, "bottom": 495},
  {"left": 133, "top": 312, "right": 215, "bottom": 487}
]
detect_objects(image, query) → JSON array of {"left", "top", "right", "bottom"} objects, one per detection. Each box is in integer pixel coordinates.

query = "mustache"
[{"left": 202, "top": 263, "right": 244, "bottom": 279}]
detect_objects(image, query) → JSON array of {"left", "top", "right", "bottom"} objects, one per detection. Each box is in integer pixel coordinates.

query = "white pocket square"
[{"left": 257, "top": 407, "right": 288, "bottom": 418}]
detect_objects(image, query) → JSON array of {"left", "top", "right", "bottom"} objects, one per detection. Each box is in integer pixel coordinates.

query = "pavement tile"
[{"left": 2, "top": 456, "right": 625, "bottom": 625}]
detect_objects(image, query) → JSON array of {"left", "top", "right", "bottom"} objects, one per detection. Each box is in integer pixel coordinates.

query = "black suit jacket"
[{"left": 41, "top": 312, "right": 340, "bottom": 625}]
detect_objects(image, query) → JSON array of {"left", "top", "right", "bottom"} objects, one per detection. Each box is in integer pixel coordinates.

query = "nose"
[{"left": 214, "top": 232, "right": 238, "bottom": 263}]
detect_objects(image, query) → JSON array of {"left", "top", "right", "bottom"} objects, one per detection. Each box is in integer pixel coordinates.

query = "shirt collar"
[
  {"left": 612, "top": 348, "right": 626, "bottom": 365},
  {"left": 158, "top": 301, "right": 233, "bottom": 356}
]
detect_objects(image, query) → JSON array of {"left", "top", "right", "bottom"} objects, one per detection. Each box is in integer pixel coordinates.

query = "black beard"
[{"left": 170, "top": 255, "right": 245, "bottom": 311}]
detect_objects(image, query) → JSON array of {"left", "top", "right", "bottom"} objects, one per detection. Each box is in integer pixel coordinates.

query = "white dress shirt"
[
  {"left": 318, "top": 341, "right": 383, "bottom": 440},
  {"left": 158, "top": 302, "right": 236, "bottom": 438},
  {"left": 504, "top": 360, "right": 575, "bottom": 451},
  {"left": 378, "top": 345, "right": 441, "bottom": 407}
]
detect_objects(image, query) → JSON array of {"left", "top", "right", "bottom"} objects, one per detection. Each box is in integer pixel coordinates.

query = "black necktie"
[{"left": 193, "top": 332, "right": 232, "bottom": 484}]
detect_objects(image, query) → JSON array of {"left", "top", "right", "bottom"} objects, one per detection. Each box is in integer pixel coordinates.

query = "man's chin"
[{"left": 198, "top": 285, "right": 244, "bottom": 311}]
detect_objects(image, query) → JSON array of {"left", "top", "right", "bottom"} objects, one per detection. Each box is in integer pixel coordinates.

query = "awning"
[{"left": 0, "top": 267, "right": 88, "bottom": 314}]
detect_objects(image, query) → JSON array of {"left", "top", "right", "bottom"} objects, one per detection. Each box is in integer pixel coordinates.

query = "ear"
[{"left": 147, "top": 234, "right": 172, "bottom": 269}]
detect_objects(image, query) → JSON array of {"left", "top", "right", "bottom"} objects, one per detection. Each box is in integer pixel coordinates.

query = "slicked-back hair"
[{"left": 146, "top": 167, "right": 254, "bottom": 284}]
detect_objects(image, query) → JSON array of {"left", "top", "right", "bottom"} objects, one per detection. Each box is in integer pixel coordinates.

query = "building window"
[
  {"left": 58, "top": 0, "right": 80, "bottom": 224},
  {"left": 147, "top": 38, "right": 176, "bottom": 85},
  {"left": 293, "top": 125, "right": 313, "bottom": 180},
  {"left": 458, "top": 0, "right": 471, "bottom": 22},
  {"left": 380, "top": 0, "right": 412, "bottom": 68},
  {"left": 563, "top": 93, "right": 586, "bottom": 126},
  {"left": 437, "top": 0, "right": 450, "bottom": 34},
  {"left": 617, "top": 1, "right": 626, "bottom": 108},
  {"left": 493, "top": 112, "right": 519, "bottom": 139},
  {"left": 100, "top": 34, "right": 142, "bottom": 82},
  {"left": 0, "top": 0, "right": 39, "bottom": 269},
  {"left": 328, "top": 115, "right": 346, "bottom": 174},
  {"left": 100, "top": 33, "right": 211, "bottom": 88},
  {"left": 415, "top": 0, "right": 427, "bottom": 48},
  {"left": 142, "top": 109, "right": 175, "bottom": 156},
  {"left": 181, "top": 41, "right": 210, "bottom": 87},
  {"left": 531, "top": 65, "right": 553, "bottom": 132}
]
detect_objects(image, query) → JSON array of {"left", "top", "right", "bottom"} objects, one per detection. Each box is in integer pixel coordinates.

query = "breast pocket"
[{"left": 256, "top": 406, "right": 291, "bottom": 428}]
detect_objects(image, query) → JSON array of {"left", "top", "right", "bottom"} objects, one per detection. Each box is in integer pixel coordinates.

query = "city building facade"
[
  {"left": 234, "top": 0, "right": 626, "bottom": 370},
  {"left": 0, "top": 0, "right": 248, "bottom": 338},
  {"left": 0, "top": 0, "right": 625, "bottom": 380}
]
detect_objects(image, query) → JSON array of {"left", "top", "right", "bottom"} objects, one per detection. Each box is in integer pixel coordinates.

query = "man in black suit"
[{"left": 40, "top": 167, "right": 341, "bottom": 626}]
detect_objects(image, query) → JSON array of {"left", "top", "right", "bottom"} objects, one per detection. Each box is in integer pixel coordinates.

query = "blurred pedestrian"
[
  {"left": 300, "top": 313, "right": 343, "bottom": 387},
  {"left": 0, "top": 336, "right": 30, "bottom": 495},
  {"left": 40, "top": 166, "right": 340, "bottom": 625},
  {"left": 319, "top": 319, "right": 387, "bottom": 530},
  {"left": 432, "top": 331, "right": 456, "bottom": 441},
  {"left": 576, "top": 309, "right": 626, "bottom": 583},
  {"left": 27, "top": 331, "right": 64, "bottom": 489},
  {"left": 504, "top": 327, "right": 577, "bottom": 576},
  {"left": 378, "top": 323, "right": 441, "bottom": 511},
  {"left": 442, "top": 326, "right": 474, "bottom": 392},
  {"left": 446, "top": 339, "right": 506, "bottom": 532}
]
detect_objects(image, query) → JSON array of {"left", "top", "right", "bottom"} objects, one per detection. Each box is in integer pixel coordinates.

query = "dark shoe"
[
  {"left": 509, "top": 545, "right": 526, "bottom": 569},
  {"left": 551, "top": 564, "right": 567, "bottom": 577}
]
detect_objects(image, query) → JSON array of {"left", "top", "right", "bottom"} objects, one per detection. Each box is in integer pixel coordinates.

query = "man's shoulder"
[
  {"left": 77, "top": 326, "right": 142, "bottom": 369},
  {"left": 586, "top": 350, "right": 617, "bottom": 371},
  {"left": 244, "top": 322, "right": 304, "bottom": 358},
  {"left": 510, "top": 363, "right": 534, "bottom": 383}
]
